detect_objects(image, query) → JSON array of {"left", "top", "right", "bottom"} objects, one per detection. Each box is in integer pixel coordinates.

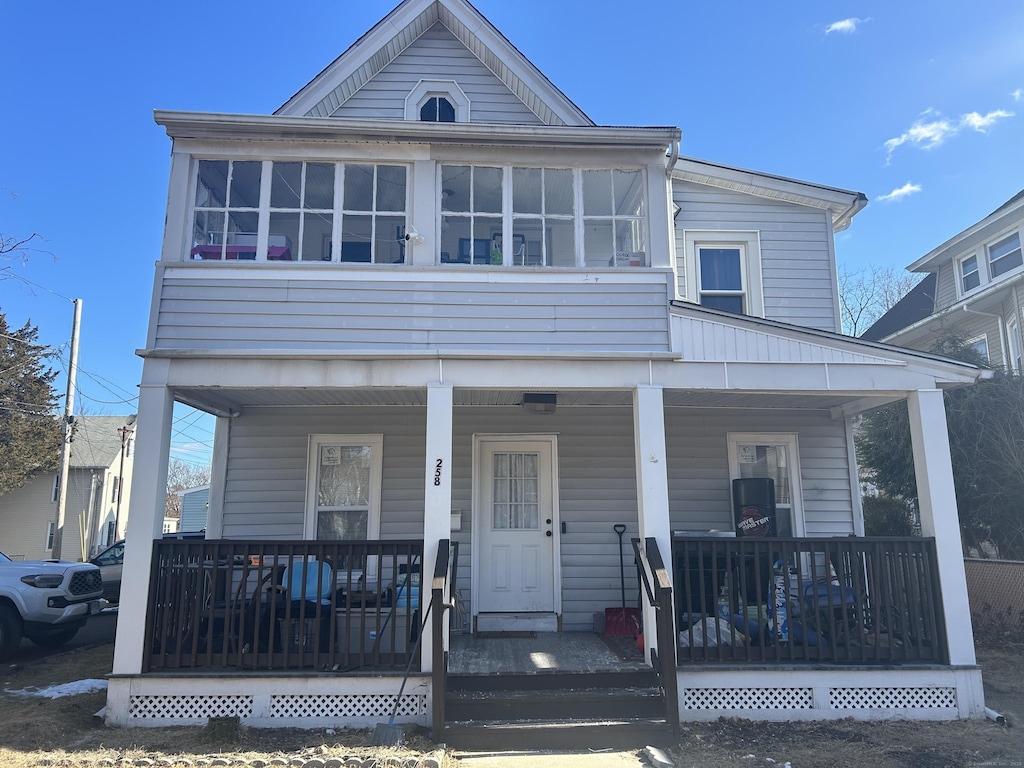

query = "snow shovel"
[
  {"left": 604, "top": 524, "right": 641, "bottom": 637},
  {"left": 371, "top": 598, "right": 434, "bottom": 746}
]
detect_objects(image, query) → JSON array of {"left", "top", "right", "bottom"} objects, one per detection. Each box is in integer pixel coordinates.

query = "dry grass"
[{"left": 1, "top": 640, "right": 1023, "bottom": 767}]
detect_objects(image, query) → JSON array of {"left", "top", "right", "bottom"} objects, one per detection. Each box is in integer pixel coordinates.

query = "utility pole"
[
  {"left": 51, "top": 298, "right": 82, "bottom": 561},
  {"left": 114, "top": 420, "right": 135, "bottom": 541}
]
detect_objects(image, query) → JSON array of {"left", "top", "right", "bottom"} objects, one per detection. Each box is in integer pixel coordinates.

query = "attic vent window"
[
  {"left": 421, "top": 97, "right": 455, "bottom": 123},
  {"left": 405, "top": 80, "right": 470, "bottom": 123}
]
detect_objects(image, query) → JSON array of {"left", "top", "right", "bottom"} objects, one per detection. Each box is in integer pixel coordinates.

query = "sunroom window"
[
  {"left": 192, "top": 160, "right": 263, "bottom": 260},
  {"left": 190, "top": 160, "right": 407, "bottom": 264},
  {"left": 438, "top": 165, "right": 646, "bottom": 267}
]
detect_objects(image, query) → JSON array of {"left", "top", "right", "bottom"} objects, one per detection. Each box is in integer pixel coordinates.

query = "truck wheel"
[
  {"left": 28, "top": 627, "right": 79, "bottom": 648},
  {"left": 0, "top": 605, "right": 23, "bottom": 660}
]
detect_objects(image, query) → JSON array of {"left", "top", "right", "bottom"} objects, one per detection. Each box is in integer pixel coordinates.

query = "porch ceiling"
[{"left": 173, "top": 386, "right": 863, "bottom": 416}]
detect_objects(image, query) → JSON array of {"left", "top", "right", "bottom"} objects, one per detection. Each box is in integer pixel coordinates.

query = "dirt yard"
[{"left": 1, "top": 641, "right": 1022, "bottom": 767}]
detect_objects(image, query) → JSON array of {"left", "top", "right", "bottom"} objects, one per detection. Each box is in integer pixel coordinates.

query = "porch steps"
[{"left": 441, "top": 670, "right": 673, "bottom": 750}]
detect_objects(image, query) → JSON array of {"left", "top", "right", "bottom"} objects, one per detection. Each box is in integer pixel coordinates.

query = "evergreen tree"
[{"left": 0, "top": 312, "right": 61, "bottom": 495}]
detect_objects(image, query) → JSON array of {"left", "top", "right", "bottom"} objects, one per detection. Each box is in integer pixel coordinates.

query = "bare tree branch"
[{"left": 839, "top": 265, "right": 921, "bottom": 337}]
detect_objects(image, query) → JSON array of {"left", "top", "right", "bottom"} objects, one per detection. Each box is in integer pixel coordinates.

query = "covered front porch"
[{"left": 108, "top": 306, "right": 988, "bottom": 730}]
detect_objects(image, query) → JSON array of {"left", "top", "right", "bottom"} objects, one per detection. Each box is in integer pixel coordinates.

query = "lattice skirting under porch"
[
  {"left": 675, "top": 667, "right": 983, "bottom": 722},
  {"left": 105, "top": 675, "right": 431, "bottom": 728}
]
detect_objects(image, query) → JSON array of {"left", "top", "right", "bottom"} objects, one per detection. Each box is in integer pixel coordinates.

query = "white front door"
[{"left": 474, "top": 436, "right": 558, "bottom": 617}]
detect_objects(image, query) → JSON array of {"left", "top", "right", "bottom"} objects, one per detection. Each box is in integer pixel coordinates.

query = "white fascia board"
[
  {"left": 673, "top": 157, "right": 867, "bottom": 231},
  {"left": 906, "top": 194, "right": 1024, "bottom": 272},
  {"left": 153, "top": 110, "right": 678, "bottom": 151}
]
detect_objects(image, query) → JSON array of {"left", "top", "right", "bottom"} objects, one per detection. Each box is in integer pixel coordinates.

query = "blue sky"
[{"left": 2, "top": 0, "right": 1022, "bottom": 465}]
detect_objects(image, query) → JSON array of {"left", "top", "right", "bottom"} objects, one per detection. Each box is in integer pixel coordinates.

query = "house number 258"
[{"left": 434, "top": 459, "right": 443, "bottom": 486}]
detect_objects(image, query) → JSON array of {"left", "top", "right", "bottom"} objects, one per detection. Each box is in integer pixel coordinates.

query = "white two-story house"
[{"left": 107, "top": 0, "right": 988, "bottom": 745}]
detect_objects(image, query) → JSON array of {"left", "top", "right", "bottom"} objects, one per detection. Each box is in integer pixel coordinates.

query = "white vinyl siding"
[
  {"left": 153, "top": 268, "right": 672, "bottom": 354},
  {"left": 331, "top": 24, "right": 543, "bottom": 125},
  {"left": 673, "top": 182, "right": 837, "bottom": 331},
  {"left": 933, "top": 262, "right": 958, "bottom": 310},
  {"left": 217, "top": 404, "right": 855, "bottom": 631}
]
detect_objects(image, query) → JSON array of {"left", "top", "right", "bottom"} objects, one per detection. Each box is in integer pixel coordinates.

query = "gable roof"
[
  {"left": 861, "top": 273, "right": 936, "bottom": 342},
  {"left": 69, "top": 415, "right": 137, "bottom": 470},
  {"left": 276, "top": 0, "right": 593, "bottom": 127}
]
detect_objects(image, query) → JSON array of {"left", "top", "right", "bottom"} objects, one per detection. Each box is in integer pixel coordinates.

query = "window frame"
[
  {"left": 684, "top": 231, "right": 764, "bottom": 317},
  {"left": 304, "top": 434, "right": 384, "bottom": 541},
  {"left": 988, "top": 231, "right": 1023, "bottom": 280},
  {"left": 437, "top": 164, "right": 649, "bottom": 268},
  {"left": 727, "top": 432, "right": 805, "bottom": 536},
  {"left": 958, "top": 252, "right": 982, "bottom": 294},
  {"left": 45, "top": 521, "right": 55, "bottom": 552},
  {"left": 967, "top": 334, "right": 990, "bottom": 365},
  {"left": 187, "top": 159, "right": 409, "bottom": 265},
  {"left": 955, "top": 227, "right": 1024, "bottom": 298},
  {"left": 405, "top": 80, "right": 470, "bottom": 122}
]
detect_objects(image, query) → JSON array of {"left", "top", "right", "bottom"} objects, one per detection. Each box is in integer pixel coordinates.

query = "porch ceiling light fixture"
[{"left": 521, "top": 392, "right": 556, "bottom": 415}]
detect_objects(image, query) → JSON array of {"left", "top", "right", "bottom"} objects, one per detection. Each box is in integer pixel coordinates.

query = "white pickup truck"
[{"left": 0, "top": 550, "right": 105, "bottom": 659}]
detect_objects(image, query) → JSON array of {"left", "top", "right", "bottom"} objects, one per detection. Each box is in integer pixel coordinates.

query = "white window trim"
[
  {"left": 684, "top": 231, "right": 764, "bottom": 317},
  {"left": 726, "top": 433, "right": 805, "bottom": 536},
  {"left": 956, "top": 251, "right": 984, "bottom": 298},
  {"left": 304, "top": 434, "right": 384, "bottom": 540},
  {"left": 45, "top": 521, "right": 55, "bottom": 552},
  {"left": 1007, "top": 316, "right": 1022, "bottom": 374},
  {"left": 405, "top": 80, "right": 471, "bottom": 122},
  {"left": 987, "top": 229, "right": 1024, "bottom": 280},
  {"left": 955, "top": 226, "right": 1024, "bottom": 299}
]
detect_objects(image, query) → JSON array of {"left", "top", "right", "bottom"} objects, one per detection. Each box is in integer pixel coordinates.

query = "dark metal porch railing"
[
  {"left": 632, "top": 536, "right": 679, "bottom": 740},
  {"left": 144, "top": 539, "right": 424, "bottom": 672},
  {"left": 672, "top": 535, "right": 947, "bottom": 664}
]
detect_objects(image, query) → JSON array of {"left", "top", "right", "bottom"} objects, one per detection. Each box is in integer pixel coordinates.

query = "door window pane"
[{"left": 492, "top": 452, "right": 540, "bottom": 530}]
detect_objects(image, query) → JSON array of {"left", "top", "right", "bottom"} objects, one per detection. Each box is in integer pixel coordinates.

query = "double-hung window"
[
  {"left": 988, "top": 233, "right": 1023, "bottom": 278},
  {"left": 305, "top": 435, "right": 383, "bottom": 540},
  {"left": 960, "top": 254, "right": 981, "bottom": 293},
  {"left": 727, "top": 433, "right": 803, "bottom": 537},
  {"left": 697, "top": 246, "right": 745, "bottom": 313},
  {"left": 684, "top": 231, "right": 763, "bottom": 316},
  {"left": 192, "top": 160, "right": 262, "bottom": 259}
]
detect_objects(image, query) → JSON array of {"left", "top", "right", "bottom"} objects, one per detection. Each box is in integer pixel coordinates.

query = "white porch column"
[
  {"left": 421, "top": 383, "right": 454, "bottom": 671},
  {"left": 112, "top": 359, "right": 174, "bottom": 674},
  {"left": 632, "top": 385, "right": 674, "bottom": 656},
  {"left": 907, "top": 388, "right": 976, "bottom": 666}
]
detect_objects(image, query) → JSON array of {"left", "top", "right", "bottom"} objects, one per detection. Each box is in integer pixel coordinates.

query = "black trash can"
[{"left": 732, "top": 478, "right": 777, "bottom": 537}]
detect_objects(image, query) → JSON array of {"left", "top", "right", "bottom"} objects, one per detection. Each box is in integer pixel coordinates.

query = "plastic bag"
[{"left": 678, "top": 617, "right": 747, "bottom": 647}]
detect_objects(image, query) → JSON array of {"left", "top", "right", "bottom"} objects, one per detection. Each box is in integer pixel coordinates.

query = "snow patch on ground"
[{"left": 5, "top": 678, "right": 108, "bottom": 698}]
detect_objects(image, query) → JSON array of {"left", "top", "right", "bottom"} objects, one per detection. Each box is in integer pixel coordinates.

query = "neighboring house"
[
  {"left": 108, "top": 0, "right": 987, "bottom": 739},
  {"left": 0, "top": 414, "right": 137, "bottom": 562},
  {"left": 177, "top": 485, "right": 210, "bottom": 533},
  {"left": 863, "top": 189, "right": 1024, "bottom": 365}
]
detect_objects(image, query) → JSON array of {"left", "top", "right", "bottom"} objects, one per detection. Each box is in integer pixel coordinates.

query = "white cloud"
[
  {"left": 825, "top": 17, "right": 867, "bottom": 34},
  {"left": 1012, "top": 88, "right": 1023, "bottom": 102},
  {"left": 884, "top": 109, "right": 1014, "bottom": 162},
  {"left": 877, "top": 182, "right": 922, "bottom": 203},
  {"left": 961, "top": 109, "right": 1014, "bottom": 131}
]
